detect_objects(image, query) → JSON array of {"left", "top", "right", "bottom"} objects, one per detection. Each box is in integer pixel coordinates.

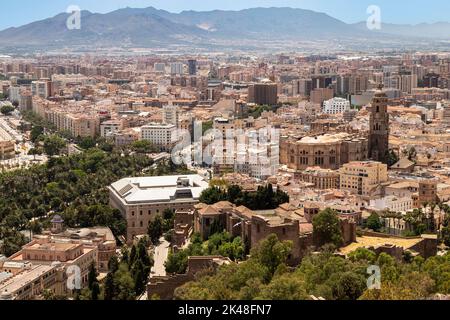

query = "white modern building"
[
  {"left": 140, "top": 123, "right": 178, "bottom": 151},
  {"left": 235, "top": 144, "right": 279, "bottom": 180},
  {"left": 100, "top": 120, "right": 123, "bottom": 138},
  {"left": 162, "top": 105, "right": 179, "bottom": 127},
  {"left": 369, "top": 195, "right": 414, "bottom": 213},
  {"left": 8, "top": 86, "right": 21, "bottom": 103},
  {"left": 323, "top": 97, "right": 351, "bottom": 114},
  {"left": 109, "top": 175, "right": 209, "bottom": 242},
  {"left": 31, "top": 81, "right": 50, "bottom": 99},
  {"left": 170, "top": 63, "right": 184, "bottom": 75}
]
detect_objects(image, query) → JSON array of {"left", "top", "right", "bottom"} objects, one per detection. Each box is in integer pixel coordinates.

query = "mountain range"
[{"left": 0, "top": 6, "right": 448, "bottom": 49}]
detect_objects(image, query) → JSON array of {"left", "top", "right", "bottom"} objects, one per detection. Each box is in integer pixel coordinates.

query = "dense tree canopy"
[
  {"left": 174, "top": 234, "right": 450, "bottom": 300},
  {"left": 0, "top": 104, "right": 15, "bottom": 116},
  {"left": 199, "top": 184, "right": 289, "bottom": 210},
  {"left": 0, "top": 148, "right": 191, "bottom": 257},
  {"left": 165, "top": 232, "right": 245, "bottom": 275}
]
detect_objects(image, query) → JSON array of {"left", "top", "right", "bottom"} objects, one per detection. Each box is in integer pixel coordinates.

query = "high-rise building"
[
  {"left": 31, "top": 80, "right": 51, "bottom": 99},
  {"left": 323, "top": 97, "right": 350, "bottom": 114},
  {"left": 368, "top": 85, "right": 390, "bottom": 164},
  {"left": 248, "top": 82, "right": 278, "bottom": 105},
  {"left": 188, "top": 59, "right": 197, "bottom": 76},
  {"left": 162, "top": 105, "right": 179, "bottom": 127},
  {"left": 293, "top": 79, "right": 312, "bottom": 96},
  {"left": 154, "top": 63, "right": 166, "bottom": 73},
  {"left": 423, "top": 73, "right": 440, "bottom": 88},
  {"left": 311, "top": 75, "right": 333, "bottom": 90},
  {"left": 310, "top": 88, "right": 334, "bottom": 105},
  {"left": 170, "top": 63, "right": 184, "bottom": 75}
]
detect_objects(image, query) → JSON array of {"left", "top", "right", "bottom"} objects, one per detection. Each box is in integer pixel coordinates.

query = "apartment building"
[
  {"left": 323, "top": 97, "right": 351, "bottom": 114},
  {"left": 100, "top": 120, "right": 123, "bottom": 138},
  {"left": 140, "top": 123, "right": 178, "bottom": 151},
  {"left": 297, "top": 167, "right": 340, "bottom": 189},
  {"left": 248, "top": 82, "right": 278, "bottom": 105},
  {"left": 162, "top": 105, "right": 179, "bottom": 127},
  {"left": 31, "top": 80, "right": 51, "bottom": 99},
  {"left": 339, "top": 161, "right": 388, "bottom": 197},
  {"left": 0, "top": 124, "right": 15, "bottom": 160}
]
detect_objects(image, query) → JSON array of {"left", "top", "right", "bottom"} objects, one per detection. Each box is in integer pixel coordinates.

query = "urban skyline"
[{"left": 0, "top": 0, "right": 450, "bottom": 307}]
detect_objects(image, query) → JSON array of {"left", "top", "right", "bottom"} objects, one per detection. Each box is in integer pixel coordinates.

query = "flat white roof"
[{"left": 110, "top": 174, "right": 209, "bottom": 204}]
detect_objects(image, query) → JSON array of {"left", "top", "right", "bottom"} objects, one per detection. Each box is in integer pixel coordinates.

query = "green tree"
[
  {"left": 131, "top": 260, "right": 146, "bottom": 294},
  {"left": 251, "top": 234, "right": 293, "bottom": 278},
  {"left": 366, "top": 213, "right": 382, "bottom": 232},
  {"left": 148, "top": 215, "right": 164, "bottom": 244},
  {"left": 441, "top": 226, "right": 450, "bottom": 247},
  {"left": 202, "top": 120, "right": 213, "bottom": 135},
  {"left": 313, "top": 208, "right": 343, "bottom": 248},
  {"left": 104, "top": 272, "right": 116, "bottom": 300},
  {"left": 30, "top": 125, "right": 44, "bottom": 142},
  {"left": 78, "top": 136, "right": 96, "bottom": 150},
  {"left": 43, "top": 134, "right": 66, "bottom": 156},
  {"left": 165, "top": 249, "right": 189, "bottom": 274},
  {"left": 348, "top": 248, "right": 376, "bottom": 264},
  {"left": 258, "top": 274, "right": 308, "bottom": 300},
  {"left": 331, "top": 271, "right": 367, "bottom": 300},
  {"left": 114, "top": 263, "right": 136, "bottom": 300},
  {"left": 88, "top": 262, "right": 98, "bottom": 290},
  {"left": 131, "top": 140, "right": 156, "bottom": 154},
  {"left": 28, "top": 147, "right": 43, "bottom": 160},
  {"left": 0, "top": 105, "right": 14, "bottom": 116},
  {"left": 199, "top": 186, "right": 227, "bottom": 204},
  {"left": 91, "top": 282, "right": 100, "bottom": 300},
  {"left": 387, "top": 149, "right": 399, "bottom": 167}
]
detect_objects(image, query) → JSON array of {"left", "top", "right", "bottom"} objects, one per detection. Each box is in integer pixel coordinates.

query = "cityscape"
[{"left": 0, "top": 0, "right": 450, "bottom": 308}]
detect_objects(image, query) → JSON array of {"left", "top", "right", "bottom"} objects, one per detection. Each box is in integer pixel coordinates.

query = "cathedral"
[{"left": 368, "top": 84, "right": 390, "bottom": 164}]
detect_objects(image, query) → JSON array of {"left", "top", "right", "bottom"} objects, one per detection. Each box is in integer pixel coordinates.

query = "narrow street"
[{"left": 151, "top": 237, "right": 170, "bottom": 277}]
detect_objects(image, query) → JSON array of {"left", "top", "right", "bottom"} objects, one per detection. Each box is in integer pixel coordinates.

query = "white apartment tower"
[
  {"left": 323, "top": 97, "right": 351, "bottom": 114},
  {"left": 162, "top": 105, "right": 179, "bottom": 127}
]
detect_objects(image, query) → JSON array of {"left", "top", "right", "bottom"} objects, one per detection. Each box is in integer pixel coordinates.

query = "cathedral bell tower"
[{"left": 369, "top": 84, "right": 389, "bottom": 164}]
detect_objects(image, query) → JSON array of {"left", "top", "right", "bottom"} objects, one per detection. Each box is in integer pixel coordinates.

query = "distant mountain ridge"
[
  {"left": 0, "top": 6, "right": 448, "bottom": 49},
  {"left": 352, "top": 21, "right": 450, "bottom": 39}
]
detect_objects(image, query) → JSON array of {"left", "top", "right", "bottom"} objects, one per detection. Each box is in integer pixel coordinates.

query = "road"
[{"left": 150, "top": 237, "right": 170, "bottom": 277}]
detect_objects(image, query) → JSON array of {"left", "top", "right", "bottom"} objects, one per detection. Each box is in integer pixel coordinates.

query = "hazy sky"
[{"left": 0, "top": 0, "right": 448, "bottom": 30}]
